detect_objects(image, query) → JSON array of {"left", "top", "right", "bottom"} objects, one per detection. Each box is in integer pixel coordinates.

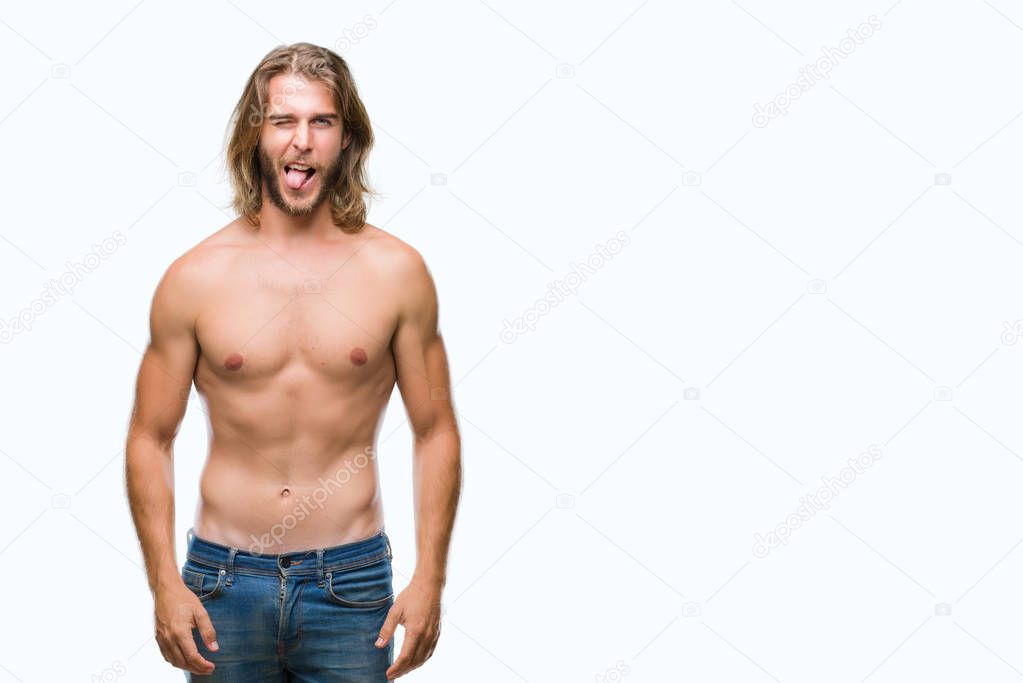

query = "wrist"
[
  {"left": 151, "top": 566, "right": 183, "bottom": 594},
  {"left": 410, "top": 571, "right": 446, "bottom": 591}
]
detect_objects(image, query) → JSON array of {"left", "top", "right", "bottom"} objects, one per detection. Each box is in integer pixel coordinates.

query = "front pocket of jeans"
[
  {"left": 325, "top": 558, "right": 393, "bottom": 608},
  {"left": 182, "top": 565, "right": 226, "bottom": 602}
]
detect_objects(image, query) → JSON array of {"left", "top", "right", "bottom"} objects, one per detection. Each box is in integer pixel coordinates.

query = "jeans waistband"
[{"left": 185, "top": 526, "right": 392, "bottom": 583}]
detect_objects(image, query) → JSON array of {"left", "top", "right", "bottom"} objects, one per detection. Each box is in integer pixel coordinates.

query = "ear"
[{"left": 342, "top": 131, "right": 352, "bottom": 150}]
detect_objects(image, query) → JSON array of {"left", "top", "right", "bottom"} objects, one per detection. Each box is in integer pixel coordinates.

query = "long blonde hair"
[{"left": 226, "top": 42, "right": 376, "bottom": 232}]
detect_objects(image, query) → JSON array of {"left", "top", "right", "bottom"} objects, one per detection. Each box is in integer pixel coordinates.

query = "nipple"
[
  {"left": 224, "top": 352, "right": 244, "bottom": 371},
  {"left": 350, "top": 347, "right": 368, "bottom": 366}
]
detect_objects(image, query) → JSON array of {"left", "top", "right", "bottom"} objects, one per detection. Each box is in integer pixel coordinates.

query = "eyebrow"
[{"left": 267, "top": 113, "right": 340, "bottom": 121}]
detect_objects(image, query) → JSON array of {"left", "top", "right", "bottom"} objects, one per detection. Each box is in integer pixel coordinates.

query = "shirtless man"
[{"left": 125, "top": 43, "right": 461, "bottom": 681}]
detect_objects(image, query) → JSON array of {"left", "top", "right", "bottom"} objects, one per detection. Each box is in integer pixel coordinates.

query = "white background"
[{"left": 2, "top": 1, "right": 1023, "bottom": 681}]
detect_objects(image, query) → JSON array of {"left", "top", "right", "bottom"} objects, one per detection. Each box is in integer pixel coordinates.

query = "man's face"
[{"left": 257, "top": 73, "right": 349, "bottom": 217}]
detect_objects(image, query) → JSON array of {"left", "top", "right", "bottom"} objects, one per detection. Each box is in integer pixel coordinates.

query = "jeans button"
[{"left": 281, "top": 556, "right": 291, "bottom": 568}]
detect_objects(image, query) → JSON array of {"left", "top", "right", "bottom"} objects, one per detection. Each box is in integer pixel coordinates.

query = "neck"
[{"left": 252, "top": 181, "right": 337, "bottom": 243}]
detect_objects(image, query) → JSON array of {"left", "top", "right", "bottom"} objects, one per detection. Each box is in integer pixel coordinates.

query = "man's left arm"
[{"left": 376, "top": 247, "right": 462, "bottom": 679}]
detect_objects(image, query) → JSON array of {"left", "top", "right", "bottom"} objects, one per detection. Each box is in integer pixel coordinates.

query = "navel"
[
  {"left": 350, "top": 347, "right": 368, "bottom": 366},
  {"left": 224, "top": 352, "right": 244, "bottom": 371}
]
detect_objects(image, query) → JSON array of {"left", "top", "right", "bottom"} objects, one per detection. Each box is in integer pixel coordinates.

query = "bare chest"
[{"left": 195, "top": 264, "right": 398, "bottom": 385}]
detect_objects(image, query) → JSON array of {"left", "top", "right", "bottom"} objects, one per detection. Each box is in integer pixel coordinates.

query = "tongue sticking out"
[{"left": 284, "top": 167, "right": 312, "bottom": 190}]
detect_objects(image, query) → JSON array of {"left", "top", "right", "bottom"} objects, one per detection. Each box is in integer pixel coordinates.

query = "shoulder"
[
  {"left": 154, "top": 220, "right": 242, "bottom": 309},
  {"left": 359, "top": 224, "right": 438, "bottom": 327},
  {"left": 168, "top": 219, "right": 248, "bottom": 280},
  {"left": 360, "top": 223, "right": 432, "bottom": 286}
]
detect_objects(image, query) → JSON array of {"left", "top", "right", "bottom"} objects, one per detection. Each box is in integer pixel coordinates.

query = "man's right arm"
[
  {"left": 125, "top": 255, "right": 199, "bottom": 594},
  {"left": 125, "top": 255, "right": 218, "bottom": 675}
]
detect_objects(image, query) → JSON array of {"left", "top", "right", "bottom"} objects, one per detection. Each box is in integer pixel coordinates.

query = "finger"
[
  {"left": 156, "top": 636, "right": 174, "bottom": 666},
  {"left": 174, "top": 630, "right": 216, "bottom": 675},
  {"left": 376, "top": 605, "right": 403, "bottom": 647},
  {"left": 403, "top": 626, "right": 439, "bottom": 677},
  {"left": 423, "top": 638, "right": 437, "bottom": 662},
  {"left": 408, "top": 632, "right": 434, "bottom": 672},
  {"left": 164, "top": 634, "right": 191, "bottom": 672},
  {"left": 193, "top": 607, "right": 219, "bottom": 652},
  {"left": 386, "top": 630, "right": 421, "bottom": 679}
]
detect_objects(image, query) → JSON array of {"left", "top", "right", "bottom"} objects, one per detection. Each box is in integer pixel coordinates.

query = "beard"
[{"left": 257, "top": 148, "right": 345, "bottom": 217}]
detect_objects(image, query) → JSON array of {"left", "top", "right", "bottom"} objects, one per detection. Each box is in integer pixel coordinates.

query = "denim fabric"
[{"left": 181, "top": 527, "right": 395, "bottom": 681}]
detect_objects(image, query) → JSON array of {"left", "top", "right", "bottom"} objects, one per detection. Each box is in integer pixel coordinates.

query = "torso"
[{"left": 188, "top": 220, "right": 403, "bottom": 553}]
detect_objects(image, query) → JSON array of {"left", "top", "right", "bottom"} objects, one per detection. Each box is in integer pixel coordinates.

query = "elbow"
[
  {"left": 413, "top": 422, "right": 461, "bottom": 453},
  {"left": 126, "top": 427, "right": 176, "bottom": 459}
]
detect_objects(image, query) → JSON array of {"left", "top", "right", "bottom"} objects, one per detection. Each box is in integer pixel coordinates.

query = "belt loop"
[
  {"left": 186, "top": 527, "right": 194, "bottom": 546},
  {"left": 384, "top": 532, "right": 392, "bottom": 560},
  {"left": 226, "top": 547, "right": 237, "bottom": 586},
  {"left": 316, "top": 549, "right": 325, "bottom": 587}
]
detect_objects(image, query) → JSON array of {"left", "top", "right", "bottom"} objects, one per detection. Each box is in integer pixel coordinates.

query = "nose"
[{"left": 291, "top": 121, "right": 311, "bottom": 153}]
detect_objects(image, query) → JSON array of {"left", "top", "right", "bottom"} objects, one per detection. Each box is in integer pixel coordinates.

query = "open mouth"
[{"left": 282, "top": 164, "right": 316, "bottom": 191}]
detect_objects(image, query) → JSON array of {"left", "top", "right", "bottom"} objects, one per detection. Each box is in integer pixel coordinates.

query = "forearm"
[
  {"left": 125, "top": 434, "right": 179, "bottom": 595},
  {"left": 410, "top": 428, "right": 461, "bottom": 589}
]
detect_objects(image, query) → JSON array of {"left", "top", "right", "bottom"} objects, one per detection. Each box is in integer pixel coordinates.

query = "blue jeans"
[{"left": 181, "top": 527, "right": 395, "bottom": 681}]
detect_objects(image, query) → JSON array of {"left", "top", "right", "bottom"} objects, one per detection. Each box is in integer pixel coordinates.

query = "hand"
[
  {"left": 376, "top": 578, "right": 443, "bottom": 679},
  {"left": 154, "top": 581, "right": 219, "bottom": 676}
]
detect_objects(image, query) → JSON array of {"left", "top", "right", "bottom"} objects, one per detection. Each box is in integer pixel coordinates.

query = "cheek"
[
  {"left": 317, "top": 133, "right": 343, "bottom": 153},
  {"left": 260, "top": 132, "right": 287, "bottom": 156}
]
